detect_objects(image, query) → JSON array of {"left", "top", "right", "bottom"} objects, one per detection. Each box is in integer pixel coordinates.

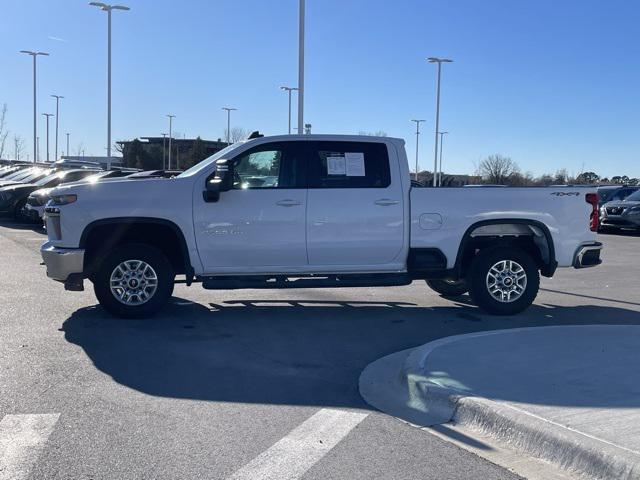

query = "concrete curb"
[{"left": 359, "top": 326, "right": 640, "bottom": 480}]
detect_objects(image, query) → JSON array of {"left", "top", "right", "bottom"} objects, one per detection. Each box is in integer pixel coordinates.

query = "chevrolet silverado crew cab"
[{"left": 40, "top": 134, "right": 602, "bottom": 318}]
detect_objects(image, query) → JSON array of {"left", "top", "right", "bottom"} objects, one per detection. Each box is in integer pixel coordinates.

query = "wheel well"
[
  {"left": 457, "top": 222, "right": 556, "bottom": 278},
  {"left": 81, "top": 220, "right": 190, "bottom": 278}
]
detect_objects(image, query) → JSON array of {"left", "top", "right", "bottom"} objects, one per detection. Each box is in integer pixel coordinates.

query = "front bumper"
[
  {"left": 40, "top": 242, "right": 85, "bottom": 282},
  {"left": 573, "top": 242, "right": 603, "bottom": 269},
  {"left": 21, "top": 204, "right": 43, "bottom": 223},
  {"left": 600, "top": 215, "right": 640, "bottom": 229}
]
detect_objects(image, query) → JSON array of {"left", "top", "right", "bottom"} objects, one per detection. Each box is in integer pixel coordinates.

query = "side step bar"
[{"left": 201, "top": 273, "right": 412, "bottom": 290}]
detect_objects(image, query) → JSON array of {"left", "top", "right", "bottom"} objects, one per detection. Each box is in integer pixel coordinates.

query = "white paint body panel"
[{"left": 45, "top": 134, "right": 597, "bottom": 277}]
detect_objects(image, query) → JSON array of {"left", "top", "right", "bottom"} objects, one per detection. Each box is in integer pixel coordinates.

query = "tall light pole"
[
  {"left": 222, "top": 107, "right": 236, "bottom": 144},
  {"left": 280, "top": 86, "right": 299, "bottom": 134},
  {"left": 438, "top": 131, "right": 448, "bottom": 187},
  {"left": 19, "top": 50, "right": 49, "bottom": 163},
  {"left": 161, "top": 133, "right": 167, "bottom": 169},
  {"left": 297, "top": 0, "right": 305, "bottom": 135},
  {"left": 411, "top": 119, "right": 425, "bottom": 181},
  {"left": 89, "top": 2, "right": 130, "bottom": 169},
  {"left": 42, "top": 113, "right": 54, "bottom": 162},
  {"left": 427, "top": 57, "right": 453, "bottom": 187},
  {"left": 166, "top": 115, "right": 175, "bottom": 170},
  {"left": 66, "top": 133, "right": 70, "bottom": 158},
  {"left": 51, "top": 94, "right": 64, "bottom": 161}
]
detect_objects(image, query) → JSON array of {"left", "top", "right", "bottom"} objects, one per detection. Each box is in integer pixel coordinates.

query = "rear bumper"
[
  {"left": 573, "top": 242, "right": 603, "bottom": 269},
  {"left": 40, "top": 242, "right": 85, "bottom": 282}
]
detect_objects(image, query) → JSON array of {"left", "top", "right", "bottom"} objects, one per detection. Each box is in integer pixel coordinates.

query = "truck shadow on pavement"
[{"left": 60, "top": 297, "right": 640, "bottom": 410}]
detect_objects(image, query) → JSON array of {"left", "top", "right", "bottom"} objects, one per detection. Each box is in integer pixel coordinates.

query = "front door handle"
[
  {"left": 374, "top": 199, "right": 399, "bottom": 206},
  {"left": 276, "top": 199, "right": 302, "bottom": 207}
]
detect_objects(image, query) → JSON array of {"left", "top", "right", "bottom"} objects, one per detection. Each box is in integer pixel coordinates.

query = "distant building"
[{"left": 116, "top": 137, "right": 228, "bottom": 170}]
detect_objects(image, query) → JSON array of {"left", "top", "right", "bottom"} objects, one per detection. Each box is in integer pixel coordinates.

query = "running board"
[{"left": 201, "top": 273, "right": 412, "bottom": 290}]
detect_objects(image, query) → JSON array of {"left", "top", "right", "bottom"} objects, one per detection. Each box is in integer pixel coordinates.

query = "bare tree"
[
  {"left": 12, "top": 134, "right": 25, "bottom": 161},
  {"left": 224, "top": 127, "right": 249, "bottom": 143},
  {"left": 0, "top": 103, "right": 9, "bottom": 159},
  {"left": 478, "top": 154, "right": 519, "bottom": 184}
]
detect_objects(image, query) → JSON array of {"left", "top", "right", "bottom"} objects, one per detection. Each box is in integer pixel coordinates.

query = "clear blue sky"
[{"left": 1, "top": 0, "right": 638, "bottom": 178}]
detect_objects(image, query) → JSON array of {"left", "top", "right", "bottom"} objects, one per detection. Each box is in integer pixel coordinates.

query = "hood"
[
  {"left": 0, "top": 180, "right": 20, "bottom": 188},
  {"left": 49, "top": 175, "right": 182, "bottom": 199},
  {"left": 604, "top": 200, "right": 640, "bottom": 208},
  {"left": 0, "top": 183, "right": 39, "bottom": 194},
  {"left": 29, "top": 187, "right": 54, "bottom": 198}
]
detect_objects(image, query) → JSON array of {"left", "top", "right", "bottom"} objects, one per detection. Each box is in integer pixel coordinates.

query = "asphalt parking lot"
[{"left": 1, "top": 222, "right": 639, "bottom": 480}]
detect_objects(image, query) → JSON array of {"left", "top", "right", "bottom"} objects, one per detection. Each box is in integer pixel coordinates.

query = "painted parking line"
[
  {"left": 0, "top": 414, "right": 59, "bottom": 480},
  {"left": 228, "top": 408, "right": 368, "bottom": 480}
]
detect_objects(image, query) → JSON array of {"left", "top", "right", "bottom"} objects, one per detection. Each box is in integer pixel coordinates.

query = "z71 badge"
[{"left": 550, "top": 191, "right": 580, "bottom": 196}]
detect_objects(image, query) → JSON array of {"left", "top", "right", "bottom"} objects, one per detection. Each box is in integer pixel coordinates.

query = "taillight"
[{"left": 586, "top": 193, "right": 598, "bottom": 232}]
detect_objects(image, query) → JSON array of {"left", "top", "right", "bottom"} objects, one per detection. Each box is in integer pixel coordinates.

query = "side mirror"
[{"left": 203, "top": 159, "right": 233, "bottom": 203}]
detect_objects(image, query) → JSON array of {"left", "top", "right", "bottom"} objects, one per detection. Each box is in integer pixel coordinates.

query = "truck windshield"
[{"left": 177, "top": 143, "right": 242, "bottom": 178}]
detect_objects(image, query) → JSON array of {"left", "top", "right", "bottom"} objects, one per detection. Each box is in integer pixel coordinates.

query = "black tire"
[
  {"left": 468, "top": 247, "right": 539, "bottom": 316},
  {"left": 13, "top": 199, "right": 27, "bottom": 222},
  {"left": 93, "top": 244, "right": 174, "bottom": 318},
  {"left": 426, "top": 278, "right": 468, "bottom": 297}
]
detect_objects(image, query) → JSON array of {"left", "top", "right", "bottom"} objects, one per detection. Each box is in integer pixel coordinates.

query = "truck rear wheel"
[
  {"left": 93, "top": 244, "right": 174, "bottom": 318},
  {"left": 468, "top": 247, "right": 539, "bottom": 316},
  {"left": 426, "top": 279, "right": 468, "bottom": 297}
]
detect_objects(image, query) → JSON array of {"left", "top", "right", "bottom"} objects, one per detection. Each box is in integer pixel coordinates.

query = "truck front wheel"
[
  {"left": 468, "top": 247, "right": 539, "bottom": 316},
  {"left": 93, "top": 244, "right": 175, "bottom": 318}
]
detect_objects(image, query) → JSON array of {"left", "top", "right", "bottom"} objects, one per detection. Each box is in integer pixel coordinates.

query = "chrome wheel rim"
[
  {"left": 109, "top": 260, "right": 158, "bottom": 306},
  {"left": 486, "top": 260, "right": 527, "bottom": 303}
]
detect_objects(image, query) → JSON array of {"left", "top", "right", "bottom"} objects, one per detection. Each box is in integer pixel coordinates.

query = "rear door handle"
[
  {"left": 276, "top": 199, "right": 302, "bottom": 207},
  {"left": 374, "top": 199, "right": 399, "bottom": 206}
]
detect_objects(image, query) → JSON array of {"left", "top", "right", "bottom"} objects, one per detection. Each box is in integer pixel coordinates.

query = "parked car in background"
[
  {"left": 597, "top": 185, "right": 640, "bottom": 208},
  {"left": 23, "top": 169, "right": 136, "bottom": 223},
  {"left": 0, "top": 167, "right": 51, "bottom": 188},
  {"left": 0, "top": 169, "right": 100, "bottom": 221},
  {"left": 600, "top": 189, "right": 640, "bottom": 231}
]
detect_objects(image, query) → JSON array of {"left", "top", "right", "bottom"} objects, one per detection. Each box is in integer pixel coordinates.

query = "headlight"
[{"left": 49, "top": 194, "right": 77, "bottom": 206}]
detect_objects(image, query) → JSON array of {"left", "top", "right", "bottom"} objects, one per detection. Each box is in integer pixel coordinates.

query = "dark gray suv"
[{"left": 600, "top": 189, "right": 640, "bottom": 231}]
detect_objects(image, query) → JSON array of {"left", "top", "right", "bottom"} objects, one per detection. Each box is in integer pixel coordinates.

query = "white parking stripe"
[
  {"left": 228, "top": 409, "right": 367, "bottom": 480},
  {"left": 0, "top": 414, "right": 59, "bottom": 480}
]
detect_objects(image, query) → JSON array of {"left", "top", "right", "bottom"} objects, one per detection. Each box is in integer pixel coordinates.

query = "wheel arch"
[
  {"left": 79, "top": 217, "right": 195, "bottom": 284},
  {"left": 453, "top": 219, "right": 557, "bottom": 278}
]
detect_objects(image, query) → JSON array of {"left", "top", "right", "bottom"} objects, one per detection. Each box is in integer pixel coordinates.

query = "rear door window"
[{"left": 307, "top": 141, "right": 391, "bottom": 189}]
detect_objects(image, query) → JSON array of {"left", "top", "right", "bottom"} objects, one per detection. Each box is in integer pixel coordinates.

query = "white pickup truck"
[{"left": 40, "top": 134, "right": 602, "bottom": 318}]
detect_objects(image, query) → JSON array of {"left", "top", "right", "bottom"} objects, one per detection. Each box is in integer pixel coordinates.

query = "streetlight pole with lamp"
[
  {"left": 89, "top": 2, "right": 130, "bottom": 169},
  {"left": 66, "top": 133, "right": 70, "bottom": 159},
  {"left": 161, "top": 133, "right": 168, "bottom": 169},
  {"left": 280, "top": 86, "right": 299, "bottom": 134},
  {"left": 222, "top": 107, "right": 236, "bottom": 144},
  {"left": 297, "top": 0, "right": 305, "bottom": 135},
  {"left": 166, "top": 115, "right": 175, "bottom": 170},
  {"left": 42, "top": 113, "right": 54, "bottom": 162},
  {"left": 19, "top": 50, "right": 49, "bottom": 163},
  {"left": 427, "top": 57, "right": 452, "bottom": 187},
  {"left": 51, "top": 94, "right": 64, "bottom": 161},
  {"left": 438, "top": 131, "right": 448, "bottom": 187},
  {"left": 410, "top": 119, "right": 425, "bottom": 182}
]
